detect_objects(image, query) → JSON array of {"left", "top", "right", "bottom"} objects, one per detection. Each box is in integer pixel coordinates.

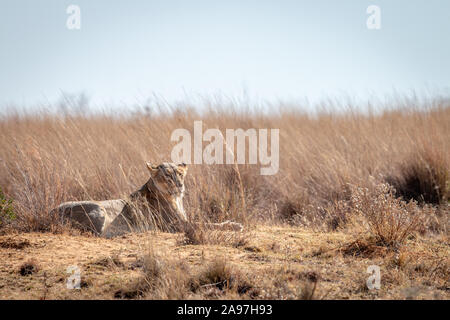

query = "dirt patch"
[{"left": 0, "top": 227, "right": 448, "bottom": 300}]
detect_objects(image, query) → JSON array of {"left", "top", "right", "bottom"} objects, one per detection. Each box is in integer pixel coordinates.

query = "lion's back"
[{"left": 51, "top": 200, "right": 127, "bottom": 235}]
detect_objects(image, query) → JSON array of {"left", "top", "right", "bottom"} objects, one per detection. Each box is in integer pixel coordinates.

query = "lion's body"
[
  {"left": 52, "top": 162, "right": 242, "bottom": 237},
  {"left": 53, "top": 199, "right": 132, "bottom": 237}
]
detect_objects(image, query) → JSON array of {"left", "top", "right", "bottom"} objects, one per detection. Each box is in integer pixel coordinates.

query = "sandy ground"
[{"left": 0, "top": 226, "right": 448, "bottom": 300}]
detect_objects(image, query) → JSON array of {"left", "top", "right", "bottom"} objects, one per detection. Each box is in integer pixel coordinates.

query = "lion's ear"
[
  {"left": 178, "top": 163, "right": 188, "bottom": 175},
  {"left": 146, "top": 162, "right": 158, "bottom": 174}
]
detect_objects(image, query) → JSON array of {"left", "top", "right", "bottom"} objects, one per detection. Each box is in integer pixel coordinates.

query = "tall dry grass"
[{"left": 0, "top": 98, "right": 448, "bottom": 234}]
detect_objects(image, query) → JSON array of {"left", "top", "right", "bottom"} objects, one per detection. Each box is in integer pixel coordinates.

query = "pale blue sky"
[{"left": 1, "top": 0, "right": 449, "bottom": 111}]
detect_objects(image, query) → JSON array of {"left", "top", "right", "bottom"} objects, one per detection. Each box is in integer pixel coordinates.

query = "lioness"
[{"left": 51, "top": 162, "right": 243, "bottom": 237}]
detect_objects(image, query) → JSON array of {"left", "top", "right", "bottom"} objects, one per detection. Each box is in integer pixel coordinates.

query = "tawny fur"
[{"left": 53, "top": 162, "right": 243, "bottom": 236}]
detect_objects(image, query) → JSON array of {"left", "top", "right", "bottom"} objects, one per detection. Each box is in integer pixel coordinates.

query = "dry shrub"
[{"left": 345, "top": 183, "right": 425, "bottom": 249}]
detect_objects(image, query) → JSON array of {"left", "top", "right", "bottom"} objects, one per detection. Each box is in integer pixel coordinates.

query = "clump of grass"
[
  {"left": 115, "top": 252, "right": 255, "bottom": 299},
  {"left": 114, "top": 252, "right": 162, "bottom": 299},
  {"left": 346, "top": 183, "right": 424, "bottom": 249},
  {"left": 115, "top": 251, "right": 191, "bottom": 299},
  {"left": 19, "top": 259, "right": 40, "bottom": 276},
  {"left": 190, "top": 259, "right": 255, "bottom": 298},
  {"left": 388, "top": 149, "right": 449, "bottom": 204},
  {"left": 192, "top": 259, "right": 232, "bottom": 291}
]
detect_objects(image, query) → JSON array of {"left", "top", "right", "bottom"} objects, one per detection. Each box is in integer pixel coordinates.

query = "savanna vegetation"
[{"left": 0, "top": 96, "right": 448, "bottom": 299}]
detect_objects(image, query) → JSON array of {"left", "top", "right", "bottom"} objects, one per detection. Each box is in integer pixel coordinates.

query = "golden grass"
[
  {"left": 0, "top": 98, "right": 448, "bottom": 300},
  {"left": 0, "top": 100, "right": 448, "bottom": 234}
]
